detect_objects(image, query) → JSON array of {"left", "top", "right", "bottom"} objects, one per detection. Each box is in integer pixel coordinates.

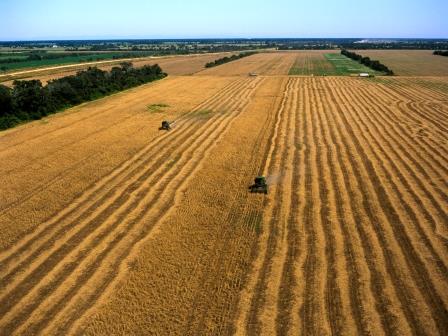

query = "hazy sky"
[{"left": 1, "top": 0, "right": 447, "bottom": 40}]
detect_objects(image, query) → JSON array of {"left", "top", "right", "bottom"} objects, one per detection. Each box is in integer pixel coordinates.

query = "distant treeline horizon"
[{"left": 1, "top": 38, "right": 447, "bottom": 50}]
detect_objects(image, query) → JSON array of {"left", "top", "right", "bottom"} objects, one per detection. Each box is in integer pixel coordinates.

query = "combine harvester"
[
  {"left": 159, "top": 120, "right": 175, "bottom": 131},
  {"left": 249, "top": 176, "right": 268, "bottom": 194}
]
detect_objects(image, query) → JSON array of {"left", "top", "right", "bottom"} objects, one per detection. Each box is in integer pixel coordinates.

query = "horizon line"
[{"left": 1, "top": 37, "right": 448, "bottom": 43}]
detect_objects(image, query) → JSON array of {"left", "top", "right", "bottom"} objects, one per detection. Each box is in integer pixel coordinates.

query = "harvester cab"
[
  {"left": 159, "top": 120, "right": 173, "bottom": 131},
  {"left": 249, "top": 176, "right": 268, "bottom": 194}
]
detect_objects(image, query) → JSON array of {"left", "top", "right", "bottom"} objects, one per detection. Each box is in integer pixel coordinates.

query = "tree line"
[
  {"left": 0, "top": 62, "right": 166, "bottom": 130},
  {"left": 433, "top": 50, "right": 448, "bottom": 57},
  {"left": 341, "top": 49, "right": 394, "bottom": 75},
  {"left": 205, "top": 52, "right": 256, "bottom": 68}
]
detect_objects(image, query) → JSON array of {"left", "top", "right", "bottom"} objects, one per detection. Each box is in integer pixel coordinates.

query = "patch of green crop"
[
  {"left": 0, "top": 52, "right": 149, "bottom": 72},
  {"left": 289, "top": 58, "right": 338, "bottom": 76},
  {"left": 147, "top": 103, "right": 169, "bottom": 113},
  {"left": 324, "top": 54, "right": 382, "bottom": 76}
]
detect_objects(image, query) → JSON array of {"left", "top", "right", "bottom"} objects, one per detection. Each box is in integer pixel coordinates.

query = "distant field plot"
[
  {"left": 288, "top": 51, "right": 337, "bottom": 75},
  {"left": 325, "top": 53, "right": 381, "bottom": 75},
  {"left": 197, "top": 52, "right": 296, "bottom": 76},
  {"left": 0, "top": 53, "right": 145, "bottom": 71},
  {"left": 353, "top": 50, "right": 448, "bottom": 76},
  {"left": 288, "top": 52, "right": 382, "bottom": 76}
]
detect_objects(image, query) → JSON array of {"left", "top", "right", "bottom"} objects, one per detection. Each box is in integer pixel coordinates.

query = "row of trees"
[
  {"left": 0, "top": 63, "right": 166, "bottom": 130},
  {"left": 205, "top": 52, "right": 256, "bottom": 68},
  {"left": 341, "top": 49, "right": 394, "bottom": 75},
  {"left": 433, "top": 50, "right": 448, "bottom": 56}
]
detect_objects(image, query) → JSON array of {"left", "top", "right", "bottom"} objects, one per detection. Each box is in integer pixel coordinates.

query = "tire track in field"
[
  {"left": 327, "top": 79, "right": 447, "bottom": 335},
  {"left": 403, "top": 102, "right": 448, "bottom": 158},
  {"left": 404, "top": 101, "right": 448, "bottom": 138},
  {"left": 412, "top": 102, "right": 448, "bottom": 127},
  {"left": 0, "top": 78, "right": 262, "bottom": 334}
]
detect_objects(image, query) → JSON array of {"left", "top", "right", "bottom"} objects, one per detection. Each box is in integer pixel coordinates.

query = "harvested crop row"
[
  {"left": 237, "top": 76, "right": 448, "bottom": 335},
  {"left": 0, "top": 76, "right": 264, "bottom": 335},
  {"left": 0, "top": 76, "right": 234, "bottom": 249},
  {"left": 77, "top": 77, "right": 288, "bottom": 335}
]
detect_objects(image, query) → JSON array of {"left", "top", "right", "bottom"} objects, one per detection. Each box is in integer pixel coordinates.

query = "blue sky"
[{"left": 1, "top": 0, "right": 447, "bottom": 40}]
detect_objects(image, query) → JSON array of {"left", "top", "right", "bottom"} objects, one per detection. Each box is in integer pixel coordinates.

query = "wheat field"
[{"left": 0, "top": 52, "right": 447, "bottom": 335}]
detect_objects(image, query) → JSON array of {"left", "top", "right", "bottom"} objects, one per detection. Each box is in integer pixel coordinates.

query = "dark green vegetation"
[
  {"left": 205, "top": 52, "right": 256, "bottom": 68},
  {"left": 341, "top": 50, "right": 394, "bottom": 75},
  {"left": 0, "top": 51, "right": 156, "bottom": 72},
  {"left": 0, "top": 62, "right": 166, "bottom": 130},
  {"left": 433, "top": 50, "right": 448, "bottom": 57}
]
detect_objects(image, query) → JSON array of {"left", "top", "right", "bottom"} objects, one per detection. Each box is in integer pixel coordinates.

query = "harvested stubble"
[{"left": 0, "top": 52, "right": 447, "bottom": 336}]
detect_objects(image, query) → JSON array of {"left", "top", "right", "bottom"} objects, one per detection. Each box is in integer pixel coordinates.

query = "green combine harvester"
[
  {"left": 159, "top": 120, "right": 174, "bottom": 131},
  {"left": 249, "top": 176, "right": 268, "bottom": 194}
]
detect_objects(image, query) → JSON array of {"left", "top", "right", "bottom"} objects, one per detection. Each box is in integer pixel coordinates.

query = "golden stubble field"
[
  {"left": 354, "top": 50, "right": 448, "bottom": 76},
  {"left": 0, "top": 52, "right": 447, "bottom": 335}
]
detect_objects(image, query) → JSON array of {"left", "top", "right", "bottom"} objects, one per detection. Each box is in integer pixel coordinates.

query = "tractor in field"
[
  {"left": 159, "top": 120, "right": 174, "bottom": 131},
  {"left": 249, "top": 176, "right": 268, "bottom": 194}
]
